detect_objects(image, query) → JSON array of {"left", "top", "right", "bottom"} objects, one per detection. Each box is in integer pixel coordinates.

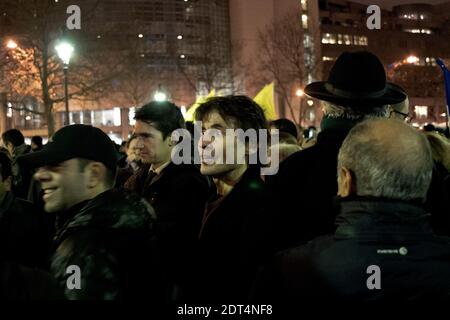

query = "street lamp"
[
  {"left": 406, "top": 55, "right": 419, "bottom": 64},
  {"left": 154, "top": 85, "right": 167, "bottom": 102},
  {"left": 6, "top": 40, "right": 18, "bottom": 49},
  {"left": 296, "top": 88, "right": 305, "bottom": 125},
  {"left": 55, "top": 41, "right": 74, "bottom": 125}
]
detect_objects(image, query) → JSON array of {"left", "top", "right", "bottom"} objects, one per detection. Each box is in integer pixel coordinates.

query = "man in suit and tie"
[{"left": 124, "top": 101, "right": 211, "bottom": 301}]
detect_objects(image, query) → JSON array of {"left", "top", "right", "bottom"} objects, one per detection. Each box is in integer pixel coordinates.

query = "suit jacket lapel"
[{"left": 142, "top": 162, "right": 174, "bottom": 194}]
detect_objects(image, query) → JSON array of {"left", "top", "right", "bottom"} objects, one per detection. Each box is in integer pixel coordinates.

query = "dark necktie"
[{"left": 144, "top": 169, "right": 158, "bottom": 187}]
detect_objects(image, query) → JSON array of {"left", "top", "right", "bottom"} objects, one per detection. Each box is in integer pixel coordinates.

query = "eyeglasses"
[{"left": 390, "top": 110, "right": 411, "bottom": 123}]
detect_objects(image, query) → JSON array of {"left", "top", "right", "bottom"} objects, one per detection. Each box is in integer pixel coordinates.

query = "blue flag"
[{"left": 436, "top": 58, "right": 450, "bottom": 121}]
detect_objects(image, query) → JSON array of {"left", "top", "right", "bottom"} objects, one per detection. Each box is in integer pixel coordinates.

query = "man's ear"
[
  {"left": 165, "top": 132, "right": 177, "bottom": 147},
  {"left": 387, "top": 105, "right": 394, "bottom": 117},
  {"left": 337, "top": 166, "right": 355, "bottom": 197},
  {"left": 2, "top": 176, "right": 12, "bottom": 192},
  {"left": 85, "top": 162, "right": 106, "bottom": 188}
]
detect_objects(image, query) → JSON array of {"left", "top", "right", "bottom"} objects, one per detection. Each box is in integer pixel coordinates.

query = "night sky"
[{"left": 353, "top": 0, "right": 448, "bottom": 10}]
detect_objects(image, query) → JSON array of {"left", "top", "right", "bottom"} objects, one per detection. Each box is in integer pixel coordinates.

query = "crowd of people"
[{"left": 0, "top": 50, "right": 449, "bottom": 304}]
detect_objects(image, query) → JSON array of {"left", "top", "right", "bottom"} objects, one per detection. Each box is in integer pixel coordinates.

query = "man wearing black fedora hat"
[
  {"left": 268, "top": 51, "right": 407, "bottom": 250},
  {"left": 19, "top": 125, "right": 169, "bottom": 300}
]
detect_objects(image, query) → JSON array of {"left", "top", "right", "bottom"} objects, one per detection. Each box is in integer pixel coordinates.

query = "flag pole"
[{"left": 436, "top": 58, "right": 450, "bottom": 134}]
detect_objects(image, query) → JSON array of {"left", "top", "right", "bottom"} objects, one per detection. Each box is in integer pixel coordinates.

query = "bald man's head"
[{"left": 338, "top": 118, "right": 433, "bottom": 201}]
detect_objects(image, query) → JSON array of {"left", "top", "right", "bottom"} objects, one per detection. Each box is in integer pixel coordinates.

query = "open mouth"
[{"left": 43, "top": 187, "right": 58, "bottom": 201}]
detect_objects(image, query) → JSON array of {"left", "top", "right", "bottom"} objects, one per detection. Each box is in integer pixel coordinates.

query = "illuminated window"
[
  {"left": 329, "top": 34, "right": 336, "bottom": 44},
  {"left": 344, "top": 34, "right": 352, "bottom": 45},
  {"left": 330, "top": 34, "right": 337, "bottom": 44},
  {"left": 401, "top": 13, "right": 418, "bottom": 20},
  {"left": 359, "top": 36, "right": 368, "bottom": 46},
  {"left": 322, "top": 33, "right": 337, "bottom": 44},
  {"left": 337, "top": 34, "right": 343, "bottom": 44},
  {"left": 113, "top": 107, "right": 121, "bottom": 126},
  {"left": 304, "top": 34, "right": 312, "bottom": 48},
  {"left": 6, "top": 104, "right": 12, "bottom": 118},
  {"left": 309, "top": 109, "right": 315, "bottom": 121},
  {"left": 414, "top": 106, "right": 428, "bottom": 118},
  {"left": 129, "top": 107, "right": 136, "bottom": 125},
  {"left": 404, "top": 28, "right": 432, "bottom": 34},
  {"left": 302, "top": 14, "right": 308, "bottom": 29},
  {"left": 301, "top": 0, "right": 307, "bottom": 11},
  {"left": 425, "top": 57, "right": 436, "bottom": 66}
]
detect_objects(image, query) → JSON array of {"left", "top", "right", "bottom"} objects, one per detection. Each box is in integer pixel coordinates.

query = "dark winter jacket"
[
  {"left": 124, "top": 162, "right": 212, "bottom": 298},
  {"left": 194, "top": 165, "right": 275, "bottom": 302},
  {"left": 50, "top": 188, "right": 168, "bottom": 300},
  {"left": 0, "top": 262, "right": 63, "bottom": 300},
  {"left": 0, "top": 192, "right": 51, "bottom": 269},
  {"left": 268, "top": 117, "right": 450, "bottom": 249},
  {"left": 267, "top": 117, "right": 354, "bottom": 249},
  {"left": 253, "top": 197, "right": 450, "bottom": 303}
]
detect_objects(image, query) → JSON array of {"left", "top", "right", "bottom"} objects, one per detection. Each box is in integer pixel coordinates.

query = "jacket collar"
[
  {"left": 320, "top": 116, "right": 359, "bottom": 132},
  {"left": 55, "top": 200, "right": 90, "bottom": 233},
  {"left": 218, "top": 165, "right": 264, "bottom": 203},
  {"left": 13, "top": 144, "right": 30, "bottom": 158},
  {"left": 147, "top": 162, "right": 174, "bottom": 187},
  {"left": 54, "top": 189, "right": 155, "bottom": 244},
  {"left": 334, "top": 196, "right": 435, "bottom": 241},
  {"left": 316, "top": 117, "right": 358, "bottom": 149}
]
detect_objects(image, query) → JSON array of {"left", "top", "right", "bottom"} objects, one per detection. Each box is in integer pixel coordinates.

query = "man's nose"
[
  {"left": 134, "top": 138, "right": 144, "bottom": 149},
  {"left": 199, "top": 134, "right": 210, "bottom": 150},
  {"left": 34, "top": 168, "right": 51, "bottom": 182}
]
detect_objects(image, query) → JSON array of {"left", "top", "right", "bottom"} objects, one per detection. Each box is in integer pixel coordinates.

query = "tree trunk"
[
  {"left": 41, "top": 31, "right": 54, "bottom": 136},
  {"left": 46, "top": 104, "right": 55, "bottom": 136}
]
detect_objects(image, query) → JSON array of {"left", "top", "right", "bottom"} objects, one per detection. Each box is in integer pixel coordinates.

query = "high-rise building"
[
  {"left": 319, "top": 0, "right": 450, "bottom": 127},
  {"left": 229, "top": 0, "right": 450, "bottom": 128},
  {"left": 229, "top": 0, "right": 321, "bottom": 126},
  {"left": 2, "top": 0, "right": 450, "bottom": 138},
  {"left": 0, "top": 0, "right": 234, "bottom": 140}
]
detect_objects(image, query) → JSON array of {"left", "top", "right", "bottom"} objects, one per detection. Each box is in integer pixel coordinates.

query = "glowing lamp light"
[
  {"left": 6, "top": 40, "right": 17, "bottom": 49},
  {"left": 55, "top": 41, "right": 74, "bottom": 65},
  {"left": 406, "top": 55, "right": 419, "bottom": 64},
  {"left": 154, "top": 92, "right": 167, "bottom": 102}
]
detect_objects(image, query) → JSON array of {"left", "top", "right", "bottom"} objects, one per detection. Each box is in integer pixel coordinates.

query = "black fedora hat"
[{"left": 304, "top": 51, "right": 406, "bottom": 108}]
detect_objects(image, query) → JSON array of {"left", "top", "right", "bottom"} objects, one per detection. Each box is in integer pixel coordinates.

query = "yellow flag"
[
  {"left": 185, "top": 89, "right": 216, "bottom": 122},
  {"left": 253, "top": 82, "right": 276, "bottom": 120}
]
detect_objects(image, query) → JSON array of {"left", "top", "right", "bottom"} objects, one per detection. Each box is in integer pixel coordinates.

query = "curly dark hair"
[{"left": 194, "top": 95, "right": 268, "bottom": 132}]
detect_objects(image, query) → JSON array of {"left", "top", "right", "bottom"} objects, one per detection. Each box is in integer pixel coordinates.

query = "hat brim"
[
  {"left": 304, "top": 81, "right": 407, "bottom": 107},
  {"left": 18, "top": 144, "right": 74, "bottom": 168}
]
